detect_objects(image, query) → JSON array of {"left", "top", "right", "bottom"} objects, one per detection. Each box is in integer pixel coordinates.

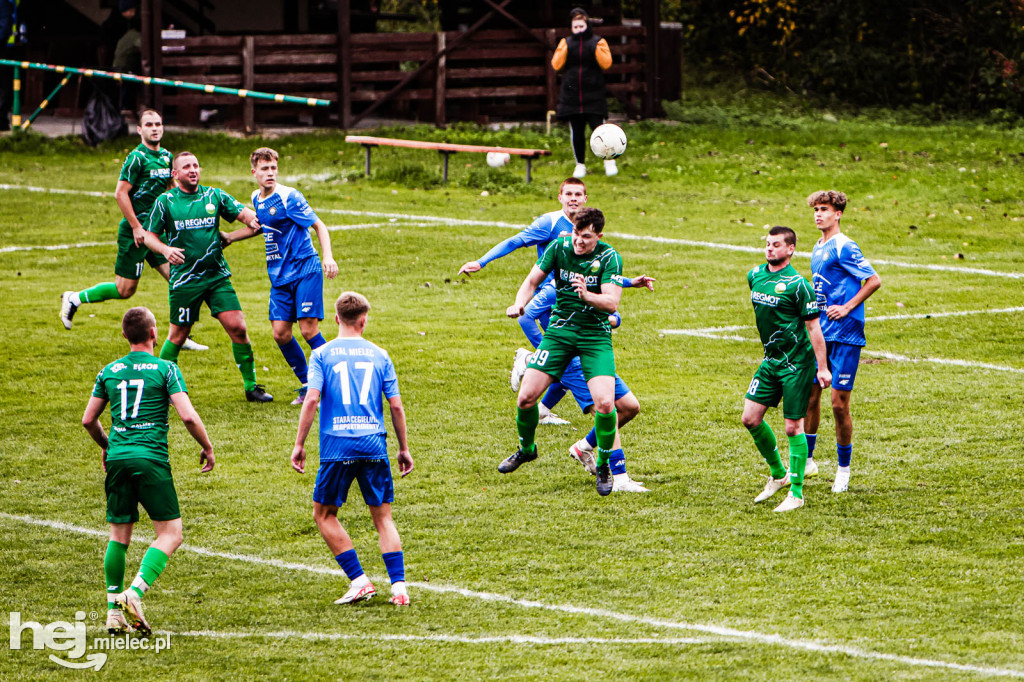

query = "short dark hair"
[
  {"left": 137, "top": 109, "right": 161, "bottom": 123},
  {"left": 122, "top": 306, "right": 156, "bottom": 344},
  {"left": 335, "top": 291, "right": 370, "bottom": 325},
  {"left": 250, "top": 147, "right": 278, "bottom": 168},
  {"left": 768, "top": 225, "right": 797, "bottom": 246},
  {"left": 558, "top": 177, "right": 586, "bottom": 195},
  {"left": 807, "top": 190, "right": 847, "bottom": 213},
  {"left": 173, "top": 151, "right": 197, "bottom": 168},
  {"left": 573, "top": 207, "right": 605, "bottom": 234},
  {"left": 569, "top": 7, "right": 589, "bottom": 23}
]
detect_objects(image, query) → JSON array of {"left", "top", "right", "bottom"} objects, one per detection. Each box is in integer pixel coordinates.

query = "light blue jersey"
[
  {"left": 477, "top": 209, "right": 573, "bottom": 283},
  {"left": 308, "top": 337, "right": 400, "bottom": 462},
  {"left": 251, "top": 183, "right": 322, "bottom": 287},
  {"left": 810, "top": 233, "right": 877, "bottom": 346}
]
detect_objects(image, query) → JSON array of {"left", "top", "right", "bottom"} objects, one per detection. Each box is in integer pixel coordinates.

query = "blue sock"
[
  {"left": 609, "top": 448, "right": 626, "bottom": 475},
  {"left": 541, "top": 383, "right": 566, "bottom": 410},
  {"left": 382, "top": 551, "right": 405, "bottom": 584},
  {"left": 278, "top": 337, "right": 308, "bottom": 384},
  {"left": 837, "top": 444, "right": 852, "bottom": 468},
  {"left": 585, "top": 428, "right": 597, "bottom": 449},
  {"left": 806, "top": 433, "right": 817, "bottom": 459},
  {"left": 307, "top": 333, "right": 327, "bottom": 350},
  {"left": 334, "top": 549, "right": 364, "bottom": 580}
]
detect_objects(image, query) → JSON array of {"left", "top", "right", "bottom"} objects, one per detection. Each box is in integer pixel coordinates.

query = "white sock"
[
  {"left": 130, "top": 576, "right": 151, "bottom": 595},
  {"left": 391, "top": 581, "right": 407, "bottom": 597},
  {"left": 351, "top": 574, "right": 371, "bottom": 589},
  {"left": 70, "top": 292, "right": 82, "bottom": 307},
  {"left": 837, "top": 465, "right": 851, "bottom": 473}
]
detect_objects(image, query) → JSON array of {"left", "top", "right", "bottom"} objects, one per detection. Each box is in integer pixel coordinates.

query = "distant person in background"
[
  {"left": 99, "top": 0, "right": 140, "bottom": 115},
  {"left": 0, "top": 0, "right": 17, "bottom": 132},
  {"left": 551, "top": 7, "right": 615, "bottom": 179}
]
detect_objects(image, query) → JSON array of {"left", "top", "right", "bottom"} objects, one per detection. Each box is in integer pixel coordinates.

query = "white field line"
[
  {"left": 3, "top": 512, "right": 1023, "bottom": 679},
  {"left": 2, "top": 183, "right": 1022, "bottom": 280},
  {"left": 163, "top": 630, "right": 710, "bottom": 646}
]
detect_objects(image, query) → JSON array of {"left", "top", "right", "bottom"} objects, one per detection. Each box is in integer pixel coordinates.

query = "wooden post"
[
  {"left": 640, "top": 0, "right": 660, "bottom": 117},
  {"left": 140, "top": 0, "right": 153, "bottom": 106},
  {"left": 242, "top": 35, "right": 255, "bottom": 133},
  {"left": 152, "top": 0, "right": 163, "bottom": 112},
  {"left": 337, "top": 0, "right": 352, "bottom": 129},
  {"left": 434, "top": 31, "right": 446, "bottom": 127},
  {"left": 545, "top": 28, "right": 557, "bottom": 114}
]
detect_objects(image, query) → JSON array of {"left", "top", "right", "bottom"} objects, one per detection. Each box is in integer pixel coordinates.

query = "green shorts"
[
  {"left": 168, "top": 276, "right": 241, "bottom": 326},
  {"left": 745, "top": 360, "right": 816, "bottom": 420},
  {"left": 115, "top": 226, "right": 168, "bottom": 280},
  {"left": 105, "top": 457, "right": 181, "bottom": 523},
  {"left": 528, "top": 324, "right": 615, "bottom": 381}
]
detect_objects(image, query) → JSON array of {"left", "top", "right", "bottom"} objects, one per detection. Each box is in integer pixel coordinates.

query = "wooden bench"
[{"left": 344, "top": 135, "right": 551, "bottom": 183}]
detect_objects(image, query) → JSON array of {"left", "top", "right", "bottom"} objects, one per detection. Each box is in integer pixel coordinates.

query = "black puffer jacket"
[{"left": 554, "top": 26, "right": 609, "bottom": 118}]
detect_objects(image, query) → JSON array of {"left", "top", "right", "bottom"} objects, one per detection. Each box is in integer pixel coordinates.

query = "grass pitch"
[{"left": 1, "top": 111, "right": 1022, "bottom": 680}]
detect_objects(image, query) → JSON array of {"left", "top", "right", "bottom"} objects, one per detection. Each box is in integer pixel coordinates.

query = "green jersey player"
[
  {"left": 59, "top": 110, "right": 206, "bottom": 351},
  {"left": 741, "top": 226, "right": 831, "bottom": 512},
  {"left": 141, "top": 151, "right": 273, "bottom": 402},
  {"left": 82, "top": 306, "right": 214, "bottom": 636},
  {"left": 499, "top": 207, "right": 625, "bottom": 496}
]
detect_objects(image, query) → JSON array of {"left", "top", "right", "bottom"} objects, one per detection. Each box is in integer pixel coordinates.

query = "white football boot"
[
  {"left": 754, "top": 474, "right": 791, "bottom": 503},
  {"left": 572, "top": 163, "right": 587, "bottom": 179},
  {"left": 773, "top": 493, "right": 805, "bottom": 512},
  {"left": 612, "top": 473, "right": 649, "bottom": 492},
  {"left": 568, "top": 439, "right": 597, "bottom": 475},
  {"left": 804, "top": 457, "right": 819, "bottom": 478},
  {"left": 832, "top": 466, "right": 851, "bottom": 493},
  {"left": 510, "top": 348, "right": 531, "bottom": 391}
]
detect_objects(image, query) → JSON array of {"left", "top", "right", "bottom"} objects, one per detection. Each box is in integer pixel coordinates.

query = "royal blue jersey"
[
  {"left": 251, "top": 184, "right": 322, "bottom": 287},
  {"left": 308, "top": 336, "right": 400, "bottom": 462},
  {"left": 810, "top": 232, "right": 878, "bottom": 346},
  {"left": 477, "top": 209, "right": 574, "bottom": 284}
]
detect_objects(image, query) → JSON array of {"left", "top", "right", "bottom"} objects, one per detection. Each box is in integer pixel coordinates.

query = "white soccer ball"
[
  {"left": 486, "top": 152, "right": 511, "bottom": 167},
  {"left": 590, "top": 123, "right": 627, "bottom": 160}
]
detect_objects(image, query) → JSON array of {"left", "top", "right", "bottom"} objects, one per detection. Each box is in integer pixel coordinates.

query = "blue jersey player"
[
  {"left": 230, "top": 148, "right": 339, "bottom": 405},
  {"left": 458, "top": 178, "right": 654, "bottom": 492},
  {"left": 804, "top": 190, "right": 882, "bottom": 493},
  {"left": 291, "top": 291, "right": 414, "bottom": 606}
]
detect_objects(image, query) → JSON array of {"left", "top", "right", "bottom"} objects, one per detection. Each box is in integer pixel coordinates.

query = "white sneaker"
[
  {"left": 181, "top": 335, "right": 209, "bottom": 351},
  {"left": 510, "top": 348, "right": 531, "bottom": 391},
  {"left": 568, "top": 440, "right": 597, "bottom": 475},
  {"left": 604, "top": 159, "right": 618, "bottom": 176},
  {"left": 773, "top": 493, "right": 805, "bottom": 512},
  {"left": 832, "top": 467, "right": 850, "bottom": 493},
  {"left": 804, "top": 458, "right": 819, "bottom": 478},
  {"left": 335, "top": 581, "right": 376, "bottom": 605},
  {"left": 59, "top": 291, "right": 79, "bottom": 330},
  {"left": 537, "top": 403, "right": 569, "bottom": 425},
  {"left": 114, "top": 590, "right": 150, "bottom": 636},
  {"left": 754, "top": 474, "right": 790, "bottom": 503},
  {"left": 573, "top": 163, "right": 587, "bottom": 179},
  {"left": 612, "top": 473, "right": 649, "bottom": 492}
]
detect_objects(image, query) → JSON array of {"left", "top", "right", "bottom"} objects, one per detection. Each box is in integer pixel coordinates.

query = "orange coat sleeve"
[
  {"left": 595, "top": 38, "right": 612, "bottom": 70},
  {"left": 551, "top": 38, "right": 567, "bottom": 71}
]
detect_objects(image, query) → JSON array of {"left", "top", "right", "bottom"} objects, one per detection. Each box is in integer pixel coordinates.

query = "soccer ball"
[
  {"left": 486, "top": 152, "right": 511, "bottom": 167},
  {"left": 590, "top": 124, "right": 627, "bottom": 160}
]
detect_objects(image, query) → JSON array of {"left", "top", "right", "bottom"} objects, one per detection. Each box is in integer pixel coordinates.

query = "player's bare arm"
[
  {"left": 82, "top": 396, "right": 110, "bottom": 471},
  {"left": 507, "top": 265, "right": 547, "bottom": 318},
  {"left": 388, "top": 395, "right": 413, "bottom": 477},
  {"left": 290, "top": 387, "right": 322, "bottom": 474},
  {"left": 114, "top": 180, "right": 146, "bottom": 246},
  {"left": 805, "top": 317, "right": 833, "bottom": 388},
  {"left": 457, "top": 260, "right": 482, "bottom": 276},
  {"left": 169, "top": 392, "right": 215, "bottom": 472},
  {"left": 141, "top": 230, "right": 184, "bottom": 265},
  {"left": 310, "top": 218, "right": 339, "bottom": 279},
  {"left": 826, "top": 274, "right": 882, "bottom": 320},
  {"left": 572, "top": 277, "right": 623, "bottom": 313}
]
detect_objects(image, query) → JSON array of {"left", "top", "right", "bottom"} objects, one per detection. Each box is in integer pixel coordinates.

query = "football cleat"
[
  {"left": 804, "top": 458, "right": 819, "bottom": 478},
  {"left": 59, "top": 291, "right": 79, "bottom": 330},
  {"left": 105, "top": 609, "right": 133, "bottom": 635},
  {"left": 245, "top": 384, "right": 274, "bottom": 403},
  {"left": 291, "top": 385, "right": 308, "bottom": 405},
  {"left": 773, "top": 493, "right": 805, "bottom": 512},
  {"left": 832, "top": 467, "right": 851, "bottom": 493},
  {"left": 754, "top": 474, "right": 791, "bottom": 503},
  {"left": 596, "top": 463, "right": 613, "bottom": 496},
  {"left": 538, "top": 403, "right": 569, "bottom": 425},
  {"left": 335, "top": 581, "right": 376, "bottom": 605},
  {"left": 510, "top": 348, "right": 532, "bottom": 391},
  {"left": 114, "top": 590, "right": 150, "bottom": 636},
  {"left": 181, "top": 335, "right": 209, "bottom": 351},
  {"left": 572, "top": 163, "right": 587, "bottom": 179},
  {"left": 612, "top": 473, "right": 649, "bottom": 493},
  {"left": 604, "top": 159, "right": 619, "bottom": 176},
  {"left": 568, "top": 440, "right": 597, "bottom": 476},
  {"left": 498, "top": 447, "right": 537, "bottom": 474},
  {"left": 389, "top": 593, "right": 410, "bottom": 606}
]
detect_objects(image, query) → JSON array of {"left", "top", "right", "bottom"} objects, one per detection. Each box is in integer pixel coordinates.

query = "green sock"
[
  {"left": 232, "top": 342, "right": 257, "bottom": 391},
  {"left": 516, "top": 405, "right": 539, "bottom": 454},
  {"left": 159, "top": 339, "right": 182, "bottom": 363},
  {"left": 594, "top": 409, "right": 617, "bottom": 467},
  {"left": 104, "top": 540, "right": 128, "bottom": 609},
  {"left": 130, "top": 547, "right": 169, "bottom": 598},
  {"left": 787, "top": 433, "right": 808, "bottom": 499},
  {"left": 747, "top": 421, "right": 786, "bottom": 480},
  {"left": 79, "top": 282, "right": 122, "bottom": 304}
]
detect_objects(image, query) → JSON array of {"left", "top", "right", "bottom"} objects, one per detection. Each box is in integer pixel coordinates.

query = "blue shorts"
[
  {"left": 269, "top": 270, "right": 324, "bottom": 322},
  {"left": 558, "top": 361, "right": 631, "bottom": 413},
  {"left": 313, "top": 433, "right": 393, "bottom": 507},
  {"left": 822, "top": 341, "right": 861, "bottom": 391}
]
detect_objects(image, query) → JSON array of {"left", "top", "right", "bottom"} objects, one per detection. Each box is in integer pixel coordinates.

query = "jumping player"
[{"left": 742, "top": 226, "right": 831, "bottom": 512}]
